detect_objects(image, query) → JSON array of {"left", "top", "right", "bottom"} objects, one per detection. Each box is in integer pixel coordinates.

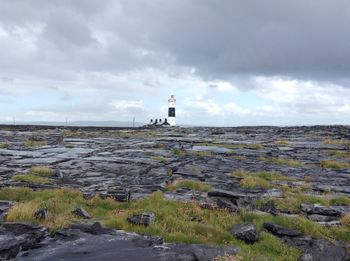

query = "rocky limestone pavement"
[{"left": 0, "top": 125, "right": 349, "bottom": 260}]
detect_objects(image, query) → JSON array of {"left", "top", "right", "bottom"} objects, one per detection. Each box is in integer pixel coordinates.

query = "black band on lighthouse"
[{"left": 168, "top": 108, "right": 175, "bottom": 117}]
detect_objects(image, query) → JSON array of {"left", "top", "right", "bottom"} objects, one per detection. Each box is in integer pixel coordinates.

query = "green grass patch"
[
  {"left": 320, "top": 160, "right": 350, "bottom": 169},
  {"left": 240, "top": 176, "right": 272, "bottom": 189},
  {"left": 167, "top": 179, "right": 212, "bottom": 192},
  {"left": 329, "top": 196, "right": 350, "bottom": 206},
  {"left": 172, "top": 148, "right": 186, "bottom": 157},
  {"left": 151, "top": 156, "right": 168, "bottom": 163},
  {"left": 235, "top": 171, "right": 296, "bottom": 189},
  {"left": 24, "top": 140, "right": 48, "bottom": 147},
  {"left": 195, "top": 151, "right": 213, "bottom": 157},
  {"left": 12, "top": 175, "right": 51, "bottom": 184},
  {"left": 12, "top": 166, "right": 54, "bottom": 184},
  {"left": 260, "top": 157, "right": 303, "bottom": 167},
  {"left": 232, "top": 170, "right": 296, "bottom": 189},
  {"left": 258, "top": 190, "right": 350, "bottom": 214},
  {"left": 2, "top": 188, "right": 350, "bottom": 260}
]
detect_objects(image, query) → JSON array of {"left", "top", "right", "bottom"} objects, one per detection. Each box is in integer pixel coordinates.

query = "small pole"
[{"left": 133, "top": 117, "right": 135, "bottom": 128}]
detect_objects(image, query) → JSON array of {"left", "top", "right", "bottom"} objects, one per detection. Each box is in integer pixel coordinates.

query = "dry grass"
[
  {"left": 275, "top": 140, "right": 289, "bottom": 145},
  {"left": 30, "top": 166, "right": 54, "bottom": 177},
  {"left": 340, "top": 214, "right": 350, "bottom": 226},
  {"left": 0, "top": 141, "right": 10, "bottom": 148},
  {"left": 320, "top": 160, "right": 350, "bottom": 169},
  {"left": 324, "top": 139, "right": 350, "bottom": 146}
]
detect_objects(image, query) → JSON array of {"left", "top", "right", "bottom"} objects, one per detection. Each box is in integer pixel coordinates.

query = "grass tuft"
[
  {"left": 29, "top": 166, "right": 54, "bottom": 177},
  {"left": 0, "top": 141, "right": 10, "bottom": 148},
  {"left": 172, "top": 148, "right": 186, "bottom": 157},
  {"left": 240, "top": 176, "right": 272, "bottom": 189},
  {"left": 24, "top": 140, "right": 48, "bottom": 147},
  {"left": 320, "top": 160, "right": 350, "bottom": 169},
  {"left": 275, "top": 140, "right": 289, "bottom": 145},
  {"left": 167, "top": 179, "right": 212, "bottom": 192},
  {"left": 151, "top": 156, "right": 168, "bottom": 163},
  {"left": 329, "top": 150, "right": 350, "bottom": 159}
]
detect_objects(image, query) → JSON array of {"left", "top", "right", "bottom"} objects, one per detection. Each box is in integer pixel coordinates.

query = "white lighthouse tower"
[{"left": 168, "top": 95, "right": 176, "bottom": 126}]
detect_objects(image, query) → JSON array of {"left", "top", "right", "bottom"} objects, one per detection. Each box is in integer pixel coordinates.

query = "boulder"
[
  {"left": 34, "top": 208, "right": 48, "bottom": 219},
  {"left": 53, "top": 168, "right": 63, "bottom": 179},
  {"left": 263, "top": 222, "right": 350, "bottom": 261},
  {"left": 208, "top": 189, "right": 256, "bottom": 200},
  {"left": 283, "top": 236, "right": 350, "bottom": 261},
  {"left": 307, "top": 214, "right": 338, "bottom": 222},
  {"left": 0, "top": 234, "right": 26, "bottom": 260},
  {"left": 127, "top": 212, "right": 156, "bottom": 226},
  {"left": 100, "top": 188, "right": 131, "bottom": 202},
  {"left": 0, "top": 200, "right": 15, "bottom": 222},
  {"left": 263, "top": 222, "right": 302, "bottom": 237},
  {"left": 72, "top": 207, "right": 91, "bottom": 219},
  {"left": 263, "top": 188, "right": 284, "bottom": 198},
  {"left": 188, "top": 216, "right": 203, "bottom": 223},
  {"left": 0, "top": 223, "right": 48, "bottom": 259},
  {"left": 259, "top": 201, "right": 277, "bottom": 215},
  {"left": 70, "top": 222, "right": 114, "bottom": 235},
  {"left": 216, "top": 198, "right": 239, "bottom": 212},
  {"left": 230, "top": 223, "right": 259, "bottom": 243}
]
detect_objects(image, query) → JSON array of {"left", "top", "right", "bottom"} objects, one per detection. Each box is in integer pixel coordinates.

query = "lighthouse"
[{"left": 168, "top": 95, "right": 176, "bottom": 126}]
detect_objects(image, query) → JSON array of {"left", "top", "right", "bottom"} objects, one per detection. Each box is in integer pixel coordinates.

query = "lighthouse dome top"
[{"left": 168, "top": 95, "right": 176, "bottom": 102}]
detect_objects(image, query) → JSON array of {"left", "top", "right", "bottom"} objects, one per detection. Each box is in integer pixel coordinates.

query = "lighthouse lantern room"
[{"left": 168, "top": 95, "right": 176, "bottom": 126}]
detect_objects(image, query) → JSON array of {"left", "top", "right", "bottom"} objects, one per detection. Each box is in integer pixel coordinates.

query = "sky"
[{"left": 0, "top": 0, "right": 349, "bottom": 126}]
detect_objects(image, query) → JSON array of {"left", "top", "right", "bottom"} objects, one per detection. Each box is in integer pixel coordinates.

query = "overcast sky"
[{"left": 0, "top": 0, "right": 349, "bottom": 126}]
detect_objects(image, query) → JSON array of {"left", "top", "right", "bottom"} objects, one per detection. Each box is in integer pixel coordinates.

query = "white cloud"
[
  {"left": 110, "top": 100, "right": 144, "bottom": 111},
  {"left": 184, "top": 97, "right": 222, "bottom": 116},
  {"left": 224, "top": 103, "right": 250, "bottom": 114},
  {"left": 253, "top": 77, "right": 350, "bottom": 116}
]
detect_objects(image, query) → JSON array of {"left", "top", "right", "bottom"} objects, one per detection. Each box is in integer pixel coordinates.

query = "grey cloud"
[
  {"left": 117, "top": 0, "right": 350, "bottom": 82},
  {"left": 0, "top": 0, "right": 350, "bottom": 86}
]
